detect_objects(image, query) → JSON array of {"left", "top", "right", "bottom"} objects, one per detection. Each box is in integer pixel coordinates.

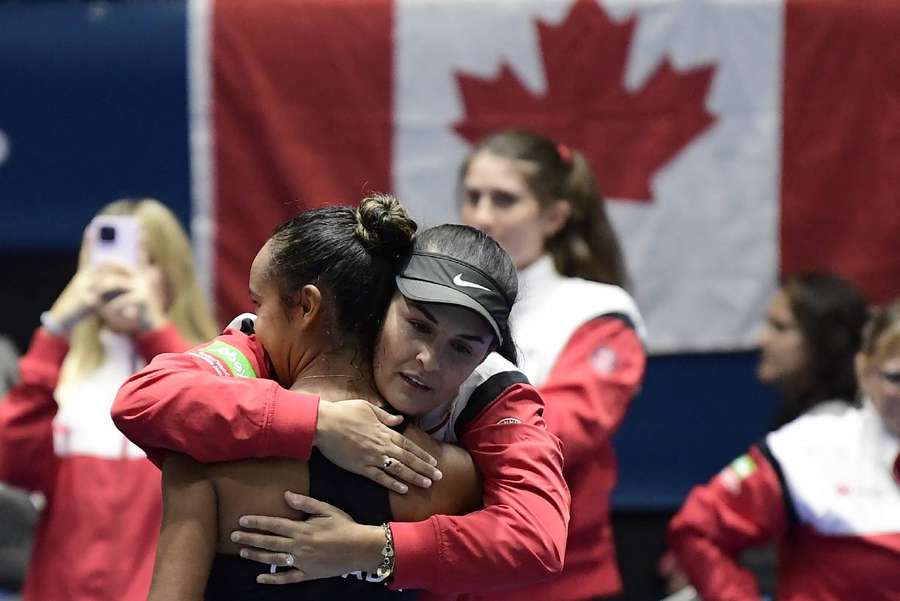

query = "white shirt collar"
[{"left": 517, "top": 254, "right": 560, "bottom": 295}]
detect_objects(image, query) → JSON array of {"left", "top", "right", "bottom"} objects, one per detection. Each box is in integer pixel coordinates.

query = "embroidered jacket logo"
[{"left": 453, "top": 273, "right": 490, "bottom": 292}]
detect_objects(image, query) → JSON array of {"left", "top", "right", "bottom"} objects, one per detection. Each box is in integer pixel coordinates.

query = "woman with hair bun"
[{"left": 457, "top": 129, "right": 647, "bottom": 601}]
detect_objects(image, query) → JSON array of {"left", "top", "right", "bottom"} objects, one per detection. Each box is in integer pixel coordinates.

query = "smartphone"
[{"left": 89, "top": 215, "right": 140, "bottom": 267}]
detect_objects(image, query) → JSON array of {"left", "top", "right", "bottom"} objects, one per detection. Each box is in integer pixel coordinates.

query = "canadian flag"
[{"left": 189, "top": 0, "right": 900, "bottom": 354}]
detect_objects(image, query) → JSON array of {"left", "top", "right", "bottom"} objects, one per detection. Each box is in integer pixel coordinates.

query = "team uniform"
[
  {"left": 112, "top": 325, "right": 570, "bottom": 596},
  {"left": 458, "top": 255, "right": 645, "bottom": 601},
  {"left": 0, "top": 325, "right": 190, "bottom": 601},
  {"left": 669, "top": 400, "right": 900, "bottom": 601}
]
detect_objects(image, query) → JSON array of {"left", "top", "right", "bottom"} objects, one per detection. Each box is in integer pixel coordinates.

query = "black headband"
[{"left": 395, "top": 251, "right": 511, "bottom": 343}]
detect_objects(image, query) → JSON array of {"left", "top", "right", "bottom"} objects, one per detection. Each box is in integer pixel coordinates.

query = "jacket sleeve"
[
  {"left": 668, "top": 445, "right": 787, "bottom": 601},
  {"left": 112, "top": 330, "right": 320, "bottom": 468},
  {"left": 133, "top": 323, "right": 194, "bottom": 361},
  {"left": 389, "top": 382, "right": 570, "bottom": 593},
  {"left": 541, "top": 316, "right": 645, "bottom": 444},
  {"left": 0, "top": 328, "right": 69, "bottom": 494}
]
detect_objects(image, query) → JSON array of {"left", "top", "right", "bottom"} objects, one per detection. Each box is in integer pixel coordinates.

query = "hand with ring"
[
  {"left": 314, "top": 399, "right": 443, "bottom": 494},
  {"left": 265, "top": 552, "right": 296, "bottom": 574},
  {"left": 234, "top": 491, "right": 387, "bottom": 584}
]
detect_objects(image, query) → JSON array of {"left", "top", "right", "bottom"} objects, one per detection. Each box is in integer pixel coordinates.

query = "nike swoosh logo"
[{"left": 453, "top": 273, "right": 491, "bottom": 292}]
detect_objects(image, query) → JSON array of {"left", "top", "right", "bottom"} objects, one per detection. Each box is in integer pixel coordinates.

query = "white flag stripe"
[
  {"left": 394, "top": 0, "right": 783, "bottom": 353},
  {"left": 188, "top": 0, "right": 215, "bottom": 307}
]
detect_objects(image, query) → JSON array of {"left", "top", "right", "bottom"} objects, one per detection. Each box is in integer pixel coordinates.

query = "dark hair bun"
[{"left": 355, "top": 194, "right": 417, "bottom": 256}]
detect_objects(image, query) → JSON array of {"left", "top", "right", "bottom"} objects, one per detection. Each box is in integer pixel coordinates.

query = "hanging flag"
[{"left": 190, "top": 0, "right": 900, "bottom": 352}]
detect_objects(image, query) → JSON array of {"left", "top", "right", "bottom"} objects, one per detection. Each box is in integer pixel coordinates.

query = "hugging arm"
[
  {"left": 235, "top": 424, "right": 482, "bottom": 584},
  {"left": 234, "top": 371, "right": 570, "bottom": 594},
  {"left": 389, "top": 381, "right": 570, "bottom": 593},
  {"left": 113, "top": 329, "right": 439, "bottom": 490},
  {"left": 113, "top": 331, "right": 318, "bottom": 467},
  {"left": 148, "top": 453, "right": 218, "bottom": 601}
]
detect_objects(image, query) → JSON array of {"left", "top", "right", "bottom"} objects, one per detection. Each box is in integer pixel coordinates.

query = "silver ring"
[
  {"left": 285, "top": 553, "right": 296, "bottom": 568},
  {"left": 382, "top": 456, "right": 394, "bottom": 471}
]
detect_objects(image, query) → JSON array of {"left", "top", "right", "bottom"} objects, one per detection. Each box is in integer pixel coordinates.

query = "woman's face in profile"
[
  {"left": 373, "top": 293, "right": 493, "bottom": 416},
  {"left": 757, "top": 289, "right": 810, "bottom": 389},
  {"left": 248, "top": 241, "right": 294, "bottom": 384}
]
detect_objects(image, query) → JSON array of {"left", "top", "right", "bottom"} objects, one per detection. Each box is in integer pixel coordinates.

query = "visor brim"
[{"left": 395, "top": 276, "right": 503, "bottom": 343}]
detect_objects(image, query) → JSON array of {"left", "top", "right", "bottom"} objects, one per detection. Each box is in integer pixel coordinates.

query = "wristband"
[
  {"left": 40, "top": 311, "right": 72, "bottom": 338},
  {"left": 375, "top": 523, "right": 395, "bottom": 582}
]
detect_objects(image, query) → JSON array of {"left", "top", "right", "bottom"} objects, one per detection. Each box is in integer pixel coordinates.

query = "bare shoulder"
[
  {"left": 162, "top": 452, "right": 211, "bottom": 486},
  {"left": 390, "top": 425, "right": 482, "bottom": 522}
]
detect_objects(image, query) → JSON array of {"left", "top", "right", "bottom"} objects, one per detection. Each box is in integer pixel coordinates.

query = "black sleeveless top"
[{"left": 203, "top": 413, "right": 416, "bottom": 600}]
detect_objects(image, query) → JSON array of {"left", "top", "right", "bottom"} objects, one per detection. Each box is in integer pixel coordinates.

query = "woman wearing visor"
[{"left": 113, "top": 200, "right": 569, "bottom": 597}]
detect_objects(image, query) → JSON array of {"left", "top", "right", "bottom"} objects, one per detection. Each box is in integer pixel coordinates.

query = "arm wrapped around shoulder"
[{"left": 390, "top": 353, "right": 570, "bottom": 593}]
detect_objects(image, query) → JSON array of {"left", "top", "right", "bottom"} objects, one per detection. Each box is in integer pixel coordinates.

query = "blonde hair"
[
  {"left": 860, "top": 298, "right": 900, "bottom": 367},
  {"left": 58, "top": 199, "right": 218, "bottom": 388}
]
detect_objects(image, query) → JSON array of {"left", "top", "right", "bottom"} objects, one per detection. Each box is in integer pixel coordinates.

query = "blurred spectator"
[
  {"left": 0, "top": 336, "right": 37, "bottom": 601},
  {"left": 661, "top": 273, "right": 869, "bottom": 599},
  {"left": 0, "top": 338, "right": 16, "bottom": 395},
  {"left": 0, "top": 199, "right": 217, "bottom": 601},
  {"left": 459, "top": 129, "right": 646, "bottom": 601},
  {"left": 667, "top": 284, "right": 900, "bottom": 601},
  {"left": 759, "top": 273, "right": 869, "bottom": 427}
]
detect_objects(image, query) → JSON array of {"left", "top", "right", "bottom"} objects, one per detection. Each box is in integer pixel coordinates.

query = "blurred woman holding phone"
[{"left": 0, "top": 198, "right": 217, "bottom": 601}]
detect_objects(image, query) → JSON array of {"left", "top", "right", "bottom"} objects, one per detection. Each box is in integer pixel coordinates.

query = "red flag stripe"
[
  {"left": 212, "top": 0, "right": 394, "bottom": 324},
  {"left": 781, "top": 1, "right": 900, "bottom": 304}
]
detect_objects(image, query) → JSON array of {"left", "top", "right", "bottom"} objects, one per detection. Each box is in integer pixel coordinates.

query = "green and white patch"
[
  {"left": 200, "top": 341, "right": 257, "bottom": 378},
  {"left": 730, "top": 454, "right": 757, "bottom": 480}
]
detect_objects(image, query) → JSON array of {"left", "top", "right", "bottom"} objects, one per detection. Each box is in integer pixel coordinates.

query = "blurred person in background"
[
  {"left": 0, "top": 337, "right": 16, "bottom": 395},
  {"left": 458, "top": 129, "right": 646, "bottom": 601},
  {"left": 668, "top": 294, "right": 900, "bottom": 601},
  {"left": 0, "top": 199, "right": 217, "bottom": 601},
  {"left": 0, "top": 336, "right": 39, "bottom": 601},
  {"left": 757, "top": 272, "right": 870, "bottom": 428},
  {"left": 660, "top": 272, "right": 870, "bottom": 599}
]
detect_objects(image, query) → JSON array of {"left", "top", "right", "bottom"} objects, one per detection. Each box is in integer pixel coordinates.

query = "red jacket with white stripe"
[
  {"left": 0, "top": 325, "right": 191, "bottom": 601},
  {"left": 669, "top": 400, "right": 900, "bottom": 601},
  {"left": 112, "top": 328, "right": 570, "bottom": 595},
  {"left": 463, "top": 256, "right": 646, "bottom": 601}
]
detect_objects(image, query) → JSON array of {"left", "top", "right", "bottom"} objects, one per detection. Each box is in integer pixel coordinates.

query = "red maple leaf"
[{"left": 454, "top": 0, "right": 717, "bottom": 202}]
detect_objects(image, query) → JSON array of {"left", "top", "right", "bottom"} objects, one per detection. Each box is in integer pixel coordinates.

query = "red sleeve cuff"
[
  {"left": 388, "top": 518, "right": 441, "bottom": 590},
  {"left": 134, "top": 323, "right": 192, "bottom": 361},
  {"left": 265, "top": 387, "right": 320, "bottom": 461},
  {"left": 31, "top": 327, "right": 71, "bottom": 364}
]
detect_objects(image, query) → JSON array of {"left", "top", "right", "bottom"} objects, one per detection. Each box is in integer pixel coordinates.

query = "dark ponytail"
[{"left": 268, "top": 194, "right": 417, "bottom": 356}]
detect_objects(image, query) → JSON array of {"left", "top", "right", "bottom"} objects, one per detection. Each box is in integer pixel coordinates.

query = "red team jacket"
[
  {"left": 112, "top": 329, "right": 571, "bottom": 596},
  {"left": 472, "top": 256, "right": 646, "bottom": 601},
  {"left": 0, "top": 325, "right": 191, "bottom": 601},
  {"left": 669, "top": 401, "right": 900, "bottom": 601}
]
